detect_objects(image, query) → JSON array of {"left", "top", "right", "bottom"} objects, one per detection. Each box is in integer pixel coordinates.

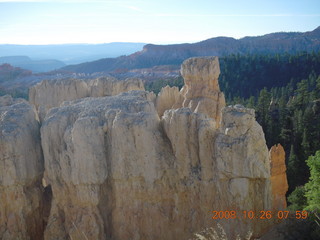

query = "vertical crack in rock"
[{"left": 0, "top": 96, "right": 45, "bottom": 240}]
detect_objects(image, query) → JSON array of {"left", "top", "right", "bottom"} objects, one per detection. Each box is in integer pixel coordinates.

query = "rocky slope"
[{"left": 1, "top": 57, "right": 288, "bottom": 239}]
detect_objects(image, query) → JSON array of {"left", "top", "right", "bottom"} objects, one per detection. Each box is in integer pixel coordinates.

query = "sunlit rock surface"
[
  {"left": 269, "top": 144, "right": 288, "bottom": 210},
  {"left": 0, "top": 96, "right": 45, "bottom": 240},
  {"left": 39, "top": 57, "right": 280, "bottom": 239},
  {"left": 29, "top": 77, "right": 144, "bottom": 122}
]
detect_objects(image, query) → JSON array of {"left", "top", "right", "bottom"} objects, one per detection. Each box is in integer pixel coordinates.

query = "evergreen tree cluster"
[
  {"left": 144, "top": 76, "right": 184, "bottom": 94},
  {"left": 230, "top": 70, "right": 320, "bottom": 192},
  {"left": 219, "top": 51, "right": 320, "bottom": 101},
  {"left": 218, "top": 52, "right": 320, "bottom": 196}
]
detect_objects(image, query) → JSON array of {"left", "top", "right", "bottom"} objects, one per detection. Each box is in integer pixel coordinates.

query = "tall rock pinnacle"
[{"left": 179, "top": 57, "right": 226, "bottom": 124}]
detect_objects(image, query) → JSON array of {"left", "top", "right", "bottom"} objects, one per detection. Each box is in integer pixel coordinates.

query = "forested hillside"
[
  {"left": 221, "top": 52, "right": 320, "bottom": 194},
  {"left": 241, "top": 71, "right": 320, "bottom": 193}
]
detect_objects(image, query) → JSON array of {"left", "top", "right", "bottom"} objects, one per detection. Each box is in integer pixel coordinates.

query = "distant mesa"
[{"left": 62, "top": 26, "right": 320, "bottom": 74}]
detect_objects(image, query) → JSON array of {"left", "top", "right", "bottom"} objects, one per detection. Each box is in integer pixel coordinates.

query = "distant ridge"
[
  {"left": 62, "top": 27, "right": 320, "bottom": 74},
  {"left": 0, "top": 42, "right": 146, "bottom": 65},
  {"left": 0, "top": 56, "right": 65, "bottom": 73}
]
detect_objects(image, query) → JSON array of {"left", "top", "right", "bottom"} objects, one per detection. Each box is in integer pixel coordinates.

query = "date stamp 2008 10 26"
[{"left": 211, "top": 210, "right": 309, "bottom": 220}]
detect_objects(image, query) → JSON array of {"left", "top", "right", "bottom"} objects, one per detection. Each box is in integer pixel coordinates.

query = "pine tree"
[
  {"left": 288, "top": 145, "right": 300, "bottom": 191},
  {"left": 304, "top": 150, "right": 320, "bottom": 211},
  {"left": 257, "top": 88, "right": 271, "bottom": 131},
  {"left": 301, "top": 129, "right": 311, "bottom": 162}
]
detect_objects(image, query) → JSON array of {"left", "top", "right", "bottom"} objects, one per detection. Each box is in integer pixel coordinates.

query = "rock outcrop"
[
  {"left": 0, "top": 94, "right": 25, "bottom": 106},
  {"left": 88, "top": 77, "right": 144, "bottom": 97},
  {"left": 29, "top": 78, "right": 88, "bottom": 122},
  {"left": 29, "top": 77, "right": 144, "bottom": 122},
  {"left": 40, "top": 92, "right": 273, "bottom": 240},
  {"left": 269, "top": 144, "right": 288, "bottom": 210},
  {"left": 37, "top": 58, "right": 279, "bottom": 240},
  {"left": 41, "top": 91, "right": 169, "bottom": 240},
  {"left": 0, "top": 56, "right": 288, "bottom": 239},
  {"left": 173, "top": 57, "right": 226, "bottom": 124},
  {"left": 0, "top": 96, "right": 45, "bottom": 240},
  {"left": 155, "top": 85, "right": 180, "bottom": 117}
]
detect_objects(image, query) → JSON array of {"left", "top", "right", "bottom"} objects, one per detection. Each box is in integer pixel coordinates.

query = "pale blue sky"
[{"left": 0, "top": 0, "right": 319, "bottom": 44}]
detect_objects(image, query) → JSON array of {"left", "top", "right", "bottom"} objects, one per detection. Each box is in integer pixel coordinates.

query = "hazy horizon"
[
  {"left": 0, "top": 25, "right": 319, "bottom": 46},
  {"left": 1, "top": 0, "right": 320, "bottom": 45}
]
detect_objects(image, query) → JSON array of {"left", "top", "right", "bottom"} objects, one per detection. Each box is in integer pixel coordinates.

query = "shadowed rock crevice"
[{"left": 42, "top": 184, "right": 53, "bottom": 230}]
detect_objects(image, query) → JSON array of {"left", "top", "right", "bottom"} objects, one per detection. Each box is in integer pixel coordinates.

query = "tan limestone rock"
[
  {"left": 155, "top": 85, "right": 180, "bottom": 117},
  {"left": 41, "top": 95, "right": 275, "bottom": 239},
  {"left": 214, "top": 105, "right": 273, "bottom": 237},
  {"left": 29, "top": 78, "right": 89, "bottom": 122},
  {"left": 37, "top": 57, "right": 283, "bottom": 240},
  {"left": 29, "top": 77, "right": 145, "bottom": 122},
  {"left": 88, "top": 77, "right": 145, "bottom": 97},
  {"left": 0, "top": 97, "right": 45, "bottom": 240},
  {"left": 41, "top": 91, "right": 168, "bottom": 240},
  {"left": 216, "top": 105, "right": 270, "bottom": 179},
  {"left": 179, "top": 57, "right": 226, "bottom": 123},
  {"left": 269, "top": 144, "right": 288, "bottom": 210}
]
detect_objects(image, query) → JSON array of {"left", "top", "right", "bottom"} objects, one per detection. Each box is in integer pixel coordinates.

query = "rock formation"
[
  {"left": 0, "top": 56, "right": 288, "bottom": 240},
  {"left": 0, "top": 96, "right": 45, "bottom": 240},
  {"left": 173, "top": 57, "right": 226, "bottom": 124},
  {"left": 88, "top": 77, "right": 145, "bottom": 97},
  {"left": 38, "top": 57, "right": 280, "bottom": 240},
  {"left": 29, "top": 78, "right": 89, "bottom": 122},
  {"left": 29, "top": 77, "right": 144, "bottom": 122},
  {"left": 269, "top": 144, "right": 288, "bottom": 210},
  {"left": 0, "top": 94, "right": 25, "bottom": 106},
  {"left": 155, "top": 85, "right": 180, "bottom": 117}
]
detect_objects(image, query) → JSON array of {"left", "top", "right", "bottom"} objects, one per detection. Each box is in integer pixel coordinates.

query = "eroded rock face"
[
  {"left": 178, "top": 57, "right": 226, "bottom": 123},
  {"left": 216, "top": 105, "right": 270, "bottom": 179},
  {"left": 155, "top": 85, "right": 180, "bottom": 117},
  {"left": 0, "top": 95, "right": 25, "bottom": 106},
  {"left": 25, "top": 56, "right": 285, "bottom": 239},
  {"left": 0, "top": 97, "right": 45, "bottom": 240},
  {"left": 29, "top": 78, "right": 89, "bottom": 122},
  {"left": 29, "top": 77, "right": 145, "bottom": 122},
  {"left": 41, "top": 95, "right": 274, "bottom": 239},
  {"left": 88, "top": 77, "right": 145, "bottom": 97},
  {"left": 214, "top": 105, "right": 273, "bottom": 237},
  {"left": 269, "top": 144, "right": 288, "bottom": 210},
  {"left": 41, "top": 91, "right": 172, "bottom": 240}
]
